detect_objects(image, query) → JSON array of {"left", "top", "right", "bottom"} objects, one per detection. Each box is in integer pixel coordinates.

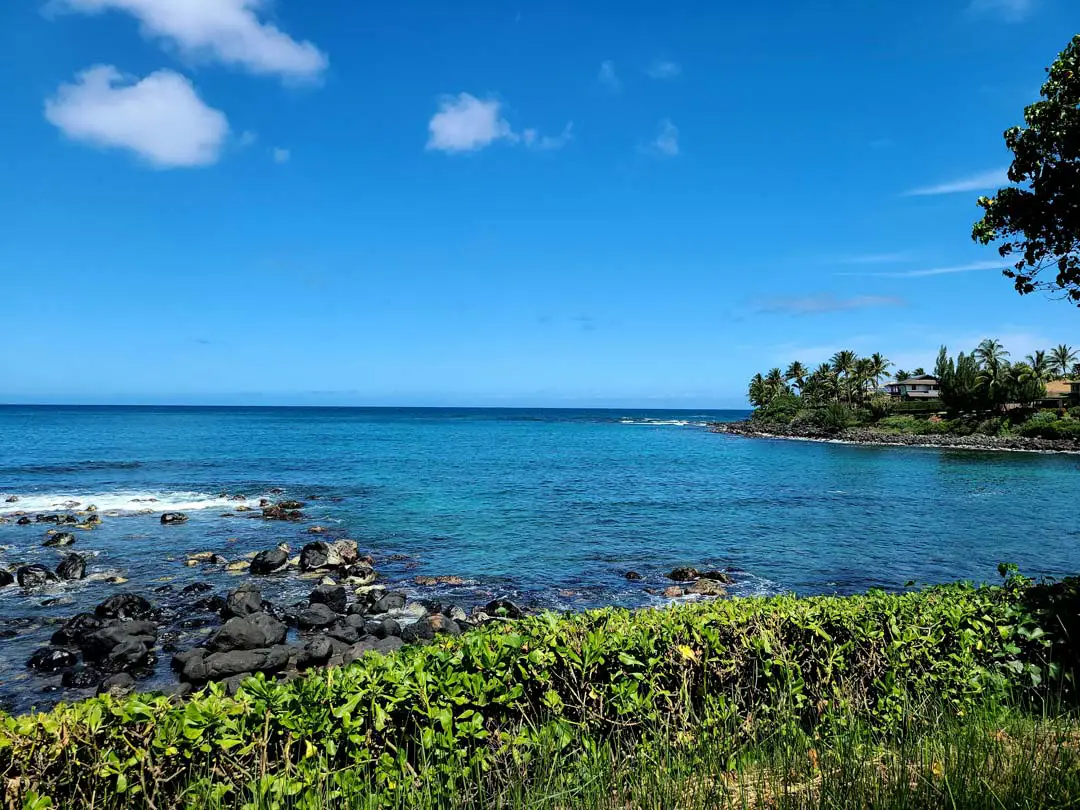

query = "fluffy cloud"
[
  {"left": 651, "top": 119, "right": 679, "bottom": 156},
  {"left": 272, "top": 146, "right": 290, "bottom": 163},
  {"left": 58, "top": 0, "right": 327, "bottom": 81},
  {"left": 904, "top": 168, "right": 1009, "bottom": 196},
  {"left": 44, "top": 65, "right": 229, "bottom": 167},
  {"left": 426, "top": 93, "right": 514, "bottom": 153},
  {"left": 646, "top": 60, "right": 681, "bottom": 79}
]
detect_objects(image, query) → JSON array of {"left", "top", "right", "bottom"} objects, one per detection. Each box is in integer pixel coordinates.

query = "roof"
[
  {"left": 904, "top": 391, "right": 941, "bottom": 399},
  {"left": 883, "top": 375, "right": 939, "bottom": 387},
  {"left": 1047, "top": 380, "right": 1074, "bottom": 396}
]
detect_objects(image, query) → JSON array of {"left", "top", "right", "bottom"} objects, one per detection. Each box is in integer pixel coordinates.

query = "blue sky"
[{"left": 1, "top": 0, "right": 1077, "bottom": 407}]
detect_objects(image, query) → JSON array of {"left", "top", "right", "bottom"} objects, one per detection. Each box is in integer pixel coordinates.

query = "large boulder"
[
  {"left": 344, "top": 564, "right": 376, "bottom": 586},
  {"left": 250, "top": 548, "right": 288, "bottom": 575},
  {"left": 27, "top": 647, "right": 78, "bottom": 673},
  {"left": 371, "top": 592, "right": 407, "bottom": 614},
  {"left": 0, "top": 569, "right": 13, "bottom": 587},
  {"left": 483, "top": 599, "right": 524, "bottom": 619},
  {"left": 52, "top": 613, "right": 103, "bottom": 645},
  {"left": 261, "top": 506, "right": 302, "bottom": 521},
  {"left": 668, "top": 567, "right": 701, "bottom": 582},
  {"left": 700, "top": 570, "right": 734, "bottom": 584},
  {"left": 223, "top": 584, "right": 263, "bottom": 618},
  {"left": 17, "top": 564, "right": 56, "bottom": 589},
  {"left": 326, "top": 540, "right": 359, "bottom": 568},
  {"left": 296, "top": 603, "right": 338, "bottom": 630},
  {"left": 182, "top": 645, "right": 290, "bottom": 683},
  {"left": 343, "top": 636, "right": 403, "bottom": 665},
  {"left": 309, "top": 585, "right": 347, "bottom": 614},
  {"left": 400, "top": 618, "right": 435, "bottom": 643},
  {"left": 80, "top": 620, "right": 158, "bottom": 668},
  {"left": 296, "top": 636, "right": 333, "bottom": 669},
  {"left": 160, "top": 512, "right": 188, "bottom": 525},
  {"left": 299, "top": 541, "right": 329, "bottom": 571},
  {"left": 96, "top": 593, "right": 155, "bottom": 620},
  {"left": 686, "top": 579, "right": 727, "bottom": 597},
  {"left": 61, "top": 667, "right": 102, "bottom": 689},
  {"left": 208, "top": 613, "right": 287, "bottom": 653},
  {"left": 43, "top": 532, "right": 76, "bottom": 547},
  {"left": 98, "top": 673, "right": 136, "bottom": 698},
  {"left": 55, "top": 553, "right": 87, "bottom": 581},
  {"left": 429, "top": 613, "right": 462, "bottom": 636}
]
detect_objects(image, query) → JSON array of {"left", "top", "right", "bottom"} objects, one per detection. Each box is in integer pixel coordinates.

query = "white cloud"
[
  {"left": 426, "top": 93, "right": 514, "bottom": 153},
  {"left": 58, "top": 0, "right": 328, "bottom": 81},
  {"left": 840, "top": 260, "right": 1005, "bottom": 278},
  {"left": 904, "top": 168, "right": 1009, "bottom": 196},
  {"left": 757, "top": 294, "right": 907, "bottom": 315},
  {"left": 646, "top": 60, "right": 681, "bottom": 79},
  {"left": 651, "top": 119, "right": 679, "bottom": 156},
  {"left": 523, "top": 122, "right": 573, "bottom": 151},
  {"left": 969, "top": 0, "right": 1036, "bottom": 22},
  {"left": 597, "top": 60, "right": 621, "bottom": 92},
  {"left": 238, "top": 129, "right": 257, "bottom": 147},
  {"left": 44, "top": 65, "right": 229, "bottom": 168},
  {"left": 272, "top": 146, "right": 290, "bottom": 163}
]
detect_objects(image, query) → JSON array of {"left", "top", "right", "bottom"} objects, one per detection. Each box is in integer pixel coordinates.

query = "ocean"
[{"left": 2, "top": 405, "right": 1079, "bottom": 711}]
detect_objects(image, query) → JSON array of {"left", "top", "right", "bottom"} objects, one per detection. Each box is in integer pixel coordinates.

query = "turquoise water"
[{"left": 2, "top": 406, "right": 1080, "bottom": 709}]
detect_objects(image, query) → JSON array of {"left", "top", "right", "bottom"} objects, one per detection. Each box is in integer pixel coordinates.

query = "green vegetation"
[
  {"left": 972, "top": 35, "right": 1080, "bottom": 306},
  {"left": 3, "top": 571, "right": 1079, "bottom": 808},
  {"left": 747, "top": 340, "right": 1079, "bottom": 439}
]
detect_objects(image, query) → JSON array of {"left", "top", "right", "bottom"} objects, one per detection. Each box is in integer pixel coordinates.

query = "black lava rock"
[
  {"left": 96, "top": 593, "right": 155, "bottom": 620},
  {"left": 296, "top": 603, "right": 338, "bottom": 630},
  {"left": 0, "top": 570, "right": 12, "bottom": 587},
  {"left": 28, "top": 647, "right": 78, "bottom": 673},
  {"left": 223, "top": 585, "right": 263, "bottom": 618},
  {"left": 372, "top": 592, "right": 407, "bottom": 614},
  {"left": 208, "top": 613, "right": 288, "bottom": 653},
  {"left": 250, "top": 548, "right": 288, "bottom": 575},
  {"left": 17, "top": 565, "right": 56, "bottom": 589},
  {"left": 309, "top": 584, "right": 347, "bottom": 614},
  {"left": 299, "top": 541, "right": 329, "bottom": 571},
  {"left": 55, "top": 553, "right": 87, "bottom": 581},
  {"left": 61, "top": 666, "right": 102, "bottom": 689},
  {"left": 43, "top": 532, "right": 76, "bottom": 548},
  {"left": 52, "top": 613, "right": 103, "bottom": 645},
  {"left": 182, "top": 582, "right": 214, "bottom": 595},
  {"left": 484, "top": 599, "right": 524, "bottom": 619},
  {"left": 160, "top": 512, "right": 189, "bottom": 525}
]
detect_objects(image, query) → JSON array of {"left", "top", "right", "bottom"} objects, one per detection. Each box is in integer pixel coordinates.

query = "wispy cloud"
[
  {"left": 647, "top": 119, "right": 679, "bottom": 156},
  {"left": 45, "top": 65, "right": 229, "bottom": 168},
  {"left": 56, "top": 0, "right": 328, "bottom": 82},
  {"left": 272, "top": 147, "right": 290, "bottom": 163},
  {"left": 597, "top": 60, "right": 621, "bottom": 92},
  {"left": 645, "top": 60, "right": 681, "bottom": 79},
  {"left": 522, "top": 122, "right": 573, "bottom": 151},
  {"left": 835, "top": 251, "right": 915, "bottom": 265},
  {"left": 838, "top": 260, "right": 1005, "bottom": 278},
  {"left": 756, "top": 294, "right": 907, "bottom": 316},
  {"left": 904, "top": 168, "right": 1009, "bottom": 196},
  {"left": 968, "top": 0, "right": 1036, "bottom": 22}
]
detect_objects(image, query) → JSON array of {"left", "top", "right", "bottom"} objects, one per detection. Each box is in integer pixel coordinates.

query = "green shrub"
[
  {"left": 868, "top": 395, "right": 894, "bottom": 421},
  {"left": 1015, "top": 411, "right": 1080, "bottom": 440},
  {"left": 0, "top": 577, "right": 1070, "bottom": 809},
  {"left": 806, "top": 403, "right": 854, "bottom": 432},
  {"left": 751, "top": 393, "right": 801, "bottom": 425},
  {"left": 1069, "top": 405, "right": 1080, "bottom": 420},
  {"left": 875, "top": 415, "right": 954, "bottom": 435},
  {"left": 974, "top": 416, "right": 1008, "bottom": 436}
]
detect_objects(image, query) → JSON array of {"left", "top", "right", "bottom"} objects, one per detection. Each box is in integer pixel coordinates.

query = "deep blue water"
[{"left": 2, "top": 405, "right": 1080, "bottom": 710}]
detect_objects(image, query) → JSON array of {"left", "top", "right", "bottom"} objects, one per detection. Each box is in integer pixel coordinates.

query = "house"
[
  {"left": 882, "top": 374, "right": 941, "bottom": 400},
  {"left": 1042, "top": 379, "right": 1080, "bottom": 408}
]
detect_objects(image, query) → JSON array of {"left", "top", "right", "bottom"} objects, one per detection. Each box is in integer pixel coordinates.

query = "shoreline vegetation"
[
  {"left": 3, "top": 568, "right": 1080, "bottom": 808},
  {"left": 735, "top": 340, "right": 1080, "bottom": 454}
]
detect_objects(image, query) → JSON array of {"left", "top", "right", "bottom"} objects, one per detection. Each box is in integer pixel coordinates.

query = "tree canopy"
[{"left": 972, "top": 35, "right": 1080, "bottom": 305}]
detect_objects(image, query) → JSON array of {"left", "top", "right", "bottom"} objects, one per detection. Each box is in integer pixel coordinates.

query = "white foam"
[
  {"left": 619, "top": 419, "right": 691, "bottom": 427},
  {"left": 1, "top": 490, "right": 261, "bottom": 516}
]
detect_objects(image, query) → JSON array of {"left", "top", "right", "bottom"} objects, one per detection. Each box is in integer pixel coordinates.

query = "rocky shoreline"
[
  {"left": 0, "top": 498, "right": 735, "bottom": 709},
  {"left": 710, "top": 421, "right": 1080, "bottom": 454}
]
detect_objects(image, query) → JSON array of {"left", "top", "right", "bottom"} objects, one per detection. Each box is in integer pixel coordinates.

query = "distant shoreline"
[{"left": 710, "top": 420, "right": 1080, "bottom": 454}]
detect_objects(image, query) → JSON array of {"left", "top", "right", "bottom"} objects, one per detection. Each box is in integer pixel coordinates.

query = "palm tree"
[
  {"left": 853, "top": 357, "right": 876, "bottom": 404},
  {"left": 748, "top": 374, "right": 768, "bottom": 408},
  {"left": 1050, "top": 344, "right": 1078, "bottom": 379},
  {"left": 975, "top": 339, "right": 1010, "bottom": 369},
  {"left": 784, "top": 361, "right": 808, "bottom": 393},
  {"left": 1072, "top": 362, "right": 1080, "bottom": 381},
  {"left": 830, "top": 350, "right": 858, "bottom": 403},
  {"left": 895, "top": 369, "right": 911, "bottom": 382},
  {"left": 868, "top": 352, "right": 891, "bottom": 391},
  {"left": 1024, "top": 350, "right": 1051, "bottom": 382}
]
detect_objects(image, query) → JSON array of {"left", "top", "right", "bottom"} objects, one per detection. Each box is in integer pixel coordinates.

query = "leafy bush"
[
  {"left": 875, "top": 415, "right": 954, "bottom": 435},
  {"left": 0, "top": 577, "right": 1070, "bottom": 809},
  {"left": 974, "top": 416, "right": 1008, "bottom": 436},
  {"left": 868, "top": 395, "right": 894, "bottom": 421},
  {"left": 750, "top": 393, "right": 801, "bottom": 425},
  {"left": 807, "top": 403, "right": 854, "bottom": 432},
  {"left": 1068, "top": 405, "right": 1080, "bottom": 420},
  {"left": 1015, "top": 411, "right": 1080, "bottom": 440}
]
